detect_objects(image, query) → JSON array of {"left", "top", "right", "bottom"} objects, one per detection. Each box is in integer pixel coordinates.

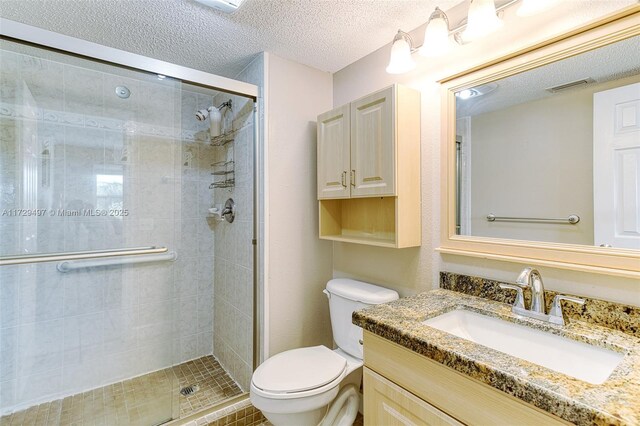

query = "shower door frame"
[{"left": 0, "top": 15, "right": 263, "bottom": 406}]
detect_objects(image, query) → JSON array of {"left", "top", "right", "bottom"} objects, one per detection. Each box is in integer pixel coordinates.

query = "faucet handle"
[
  {"left": 549, "top": 294, "right": 585, "bottom": 325},
  {"left": 499, "top": 283, "right": 525, "bottom": 309}
]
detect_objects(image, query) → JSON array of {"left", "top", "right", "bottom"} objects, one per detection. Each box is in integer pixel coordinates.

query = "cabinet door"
[
  {"left": 351, "top": 86, "right": 395, "bottom": 197},
  {"left": 317, "top": 104, "right": 351, "bottom": 199},
  {"left": 364, "top": 368, "right": 463, "bottom": 426}
]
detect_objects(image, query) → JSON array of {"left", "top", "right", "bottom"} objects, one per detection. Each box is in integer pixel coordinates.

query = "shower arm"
[{"left": 218, "top": 99, "right": 232, "bottom": 110}]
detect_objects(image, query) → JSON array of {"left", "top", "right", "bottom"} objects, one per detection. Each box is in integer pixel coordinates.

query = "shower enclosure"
[{"left": 0, "top": 23, "right": 259, "bottom": 425}]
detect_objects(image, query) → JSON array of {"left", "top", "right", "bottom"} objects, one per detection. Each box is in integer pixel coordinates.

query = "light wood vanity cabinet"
[
  {"left": 317, "top": 85, "right": 421, "bottom": 248},
  {"left": 363, "top": 332, "right": 570, "bottom": 426},
  {"left": 364, "top": 368, "right": 463, "bottom": 426}
]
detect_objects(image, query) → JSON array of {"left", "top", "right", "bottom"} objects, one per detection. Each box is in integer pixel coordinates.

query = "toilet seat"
[{"left": 252, "top": 346, "right": 347, "bottom": 399}]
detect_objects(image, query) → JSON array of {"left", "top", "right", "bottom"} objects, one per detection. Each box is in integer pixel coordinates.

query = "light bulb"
[
  {"left": 386, "top": 31, "right": 416, "bottom": 74},
  {"left": 462, "top": 0, "right": 503, "bottom": 42},
  {"left": 418, "top": 7, "right": 452, "bottom": 57}
]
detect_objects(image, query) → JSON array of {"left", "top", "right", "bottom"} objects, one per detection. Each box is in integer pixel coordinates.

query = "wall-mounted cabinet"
[{"left": 317, "top": 84, "right": 421, "bottom": 248}]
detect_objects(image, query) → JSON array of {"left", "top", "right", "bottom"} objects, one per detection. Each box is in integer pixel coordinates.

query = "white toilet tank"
[{"left": 325, "top": 278, "right": 399, "bottom": 360}]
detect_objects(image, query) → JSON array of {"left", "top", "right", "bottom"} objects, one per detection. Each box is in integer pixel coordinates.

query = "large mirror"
[{"left": 440, "top": 9, "right": 640, "bottom": 277}]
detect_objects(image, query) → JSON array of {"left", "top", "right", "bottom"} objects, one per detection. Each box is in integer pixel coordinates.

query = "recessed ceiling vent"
[
  {"left": 193, "top": 0, "right": 244, "bottom": 13},
  {"left": 546, "top": 78, "right": 595, "bottom": 93}
]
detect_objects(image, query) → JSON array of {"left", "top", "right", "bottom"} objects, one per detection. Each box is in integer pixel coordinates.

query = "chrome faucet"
[
  {"left": 499, "top": 267, "right": 585, "bottom": 325},
  {"left": 516, "top": 267, "right": 545, "bottom": 313}
]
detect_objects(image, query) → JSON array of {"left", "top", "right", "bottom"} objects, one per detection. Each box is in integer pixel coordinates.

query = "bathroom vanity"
[{"left": 355, "top": 283, "right": 640, "bottom": 425}]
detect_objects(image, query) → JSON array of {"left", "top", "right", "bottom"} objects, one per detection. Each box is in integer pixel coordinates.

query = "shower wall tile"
[
  {"left": 196, "top": 332, "right": 213, "bottom": 356},
  {"left": 62, "top": 350, "right": 105, "bottom": 393},
  {"left": 17, "top": 319, "right": 64, "bottom": 376},
  {"left": 0, "top": 379, "right": 16, "bottom": 411},
  {"left": 18, "top": 285, "right": 63, "bottom": 324},
  {"left": 16, "top": 369, "right": 62, "bottom": 409},
  {"left": 19, "top": 55, "right": 64, "bottom": 111},
  {"left": 137, "top": 82, "right": 175, "bottom": 127},
  {"left": 0, "top": 327, "right": 18, "bottom": 382},
  {"left": 0, "top": 280, "right": 19, "bottom": 330},
  {"left": 180, "top": 334, "right": 200, "bottom": 362},
  {"left": 103, "top": 308, "right": 137, "bottom": 354},
  {"left": 102, "top": 349, "right": 139, "bottom": 383},
  {"left": 0, "top": 50, "right": 18, "bottom": 104},
  {"left": 63, "top": 65, "right": 104, "bottom": 117},
  {"left": 139, "top": 136, "right": 174, "bottom": 176},
  {"left": 62, "top": 272, "right": 105, "bottom": 317}
]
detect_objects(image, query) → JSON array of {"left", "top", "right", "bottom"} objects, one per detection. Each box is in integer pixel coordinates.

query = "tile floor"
[{"left": 0, "top": 355, "right": 242, "bottom": 426}]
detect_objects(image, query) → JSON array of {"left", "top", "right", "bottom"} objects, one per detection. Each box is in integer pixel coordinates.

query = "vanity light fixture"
[
  {"left": 418, "top": 7, "right": 453, "bottom": 57},
  {"left": 386, "top": 30, "right": 417, "bottom": 74},
  {"left": 386, "top": 0, "right": 559, "bottom": 74}
]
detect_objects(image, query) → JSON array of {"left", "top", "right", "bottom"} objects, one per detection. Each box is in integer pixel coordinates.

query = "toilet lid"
[{"left": 252, "top": 346, "right": 347, "bottom": 393}]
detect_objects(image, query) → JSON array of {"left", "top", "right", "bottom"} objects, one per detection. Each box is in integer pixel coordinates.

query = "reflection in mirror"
[{"left": 455, "top": 35, "right": 640, "bottom": 250}]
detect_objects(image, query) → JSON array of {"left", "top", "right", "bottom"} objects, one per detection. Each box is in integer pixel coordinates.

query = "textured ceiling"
[
  {"left": 457, "top": 35, "right": 640, "bottom": 117},
  {"left": 0, "top": 0, "right": 460, "bottom": 78}
]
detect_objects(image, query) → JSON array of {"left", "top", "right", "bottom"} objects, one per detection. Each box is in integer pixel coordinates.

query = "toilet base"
[{"left": 262, "top": 406, "right": 328, "bottom": 426}]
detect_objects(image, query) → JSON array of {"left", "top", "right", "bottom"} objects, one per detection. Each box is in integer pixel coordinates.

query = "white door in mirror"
[{"left": 593, "top": 82, "right": 640, "bottom": 249}]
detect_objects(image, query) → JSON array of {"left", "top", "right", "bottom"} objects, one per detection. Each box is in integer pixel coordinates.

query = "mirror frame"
[{"left": 439, "top": 5, "right": 640, "bottom": 279}]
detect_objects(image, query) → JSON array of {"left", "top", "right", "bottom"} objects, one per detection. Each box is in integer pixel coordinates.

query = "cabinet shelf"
[{"left": 319, "top": 197, "right": 401, "bottom": 248}]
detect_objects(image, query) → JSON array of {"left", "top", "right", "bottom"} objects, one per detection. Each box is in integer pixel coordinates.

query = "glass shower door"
[{"left": 0, "top": 38, "right": 180, "bottom": 425}]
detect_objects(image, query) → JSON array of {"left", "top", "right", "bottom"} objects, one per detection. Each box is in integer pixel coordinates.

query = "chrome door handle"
[
  {"left": 350, "top": 170, "right": 355, "bottom": 187},
  {"left": 341, "top": 171, "right": 347, "bottom": 188}
]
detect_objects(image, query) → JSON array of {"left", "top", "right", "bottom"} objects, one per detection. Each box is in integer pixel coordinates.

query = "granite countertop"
[{"left": 353, "top": 289, "right": 640, "bottom": 425}]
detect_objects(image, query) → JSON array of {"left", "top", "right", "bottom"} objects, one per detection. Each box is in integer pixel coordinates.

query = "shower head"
[{"left": 196, "top": 108, "right": 210, "bottom": 121}]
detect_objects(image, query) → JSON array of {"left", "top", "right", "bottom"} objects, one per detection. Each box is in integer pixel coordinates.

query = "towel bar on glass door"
[
  {"left": 57, "top": 251, "right": 177, "bottom": 272},
  {"left": 486, "top": 214, "right": 580, "bottom": 224},
  {"left": 0, "top": 246, "right": 168, "bottom": 266}
]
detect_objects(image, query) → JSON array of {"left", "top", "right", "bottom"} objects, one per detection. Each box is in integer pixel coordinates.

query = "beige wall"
[
  {"left": 265, "top": 53, "right": 334, "bottom": 356},
  {"left": 332, "top": 1, "right": 640, "bottom": 305},
  {"left": 469, "top": 86, "right": 595, "bottom": 245}
]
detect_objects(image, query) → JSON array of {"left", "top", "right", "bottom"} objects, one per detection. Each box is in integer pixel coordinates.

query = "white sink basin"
[{"left": 422, "top": 309, "right": 624, "bottom": 385}]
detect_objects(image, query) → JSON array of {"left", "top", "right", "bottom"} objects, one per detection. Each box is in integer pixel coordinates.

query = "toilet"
[{"left": 250, "top": 278, "right": 399, "bottom": 426}]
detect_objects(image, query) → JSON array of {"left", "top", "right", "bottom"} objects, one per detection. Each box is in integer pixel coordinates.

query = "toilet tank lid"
[{"left": 326, "top": 279, "right": 399, "bottom": 304}]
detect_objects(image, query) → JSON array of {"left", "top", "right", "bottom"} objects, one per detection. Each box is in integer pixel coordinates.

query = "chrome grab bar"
[
  {"left": 57, "top": 251, "right": 177, "bottom": 272},
  {"left": 0, "top": 246, "right": 168, "bottom": 266},
  {"left": 486, "top": 214, "right": 580, "bottom": 224}
]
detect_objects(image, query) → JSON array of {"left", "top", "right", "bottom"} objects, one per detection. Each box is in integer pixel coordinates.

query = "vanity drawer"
[
  {"left": 363, "top": 331, "right": 570, "bottom": 426},
  {"left": 364, "top": 367, "right": 463, "bottom": 426}
]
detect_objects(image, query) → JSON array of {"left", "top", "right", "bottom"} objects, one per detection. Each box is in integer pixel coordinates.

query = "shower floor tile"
[{"left": 0, "top": 355, "right": 243, "bottom": 426}]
